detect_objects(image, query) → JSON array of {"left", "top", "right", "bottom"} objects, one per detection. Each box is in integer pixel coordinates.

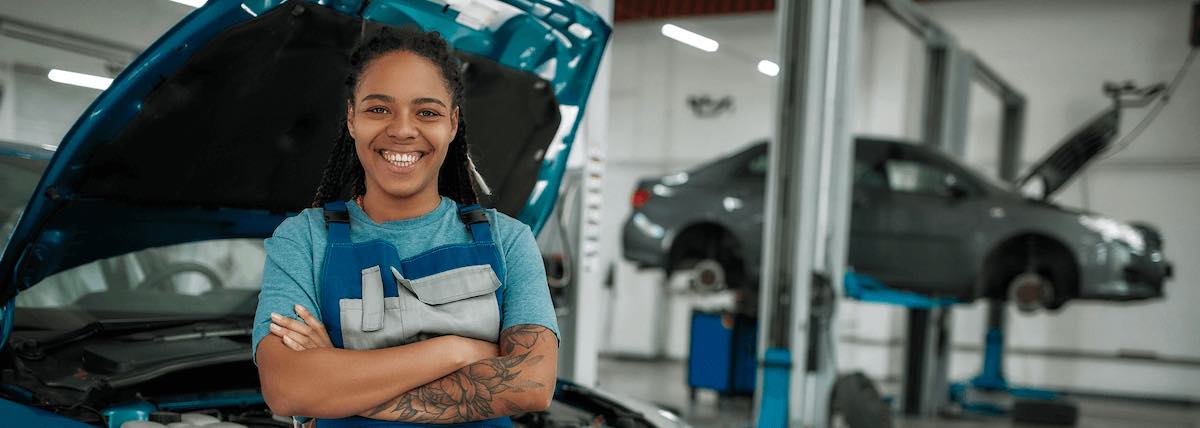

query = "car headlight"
[{"left": 1079, "top": 215, "right": 1145, "bottom": 253}]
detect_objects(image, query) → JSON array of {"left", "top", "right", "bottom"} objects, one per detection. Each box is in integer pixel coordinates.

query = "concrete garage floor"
[{"left": 596, "top": 357, "right": 1200, "bottom": 428}]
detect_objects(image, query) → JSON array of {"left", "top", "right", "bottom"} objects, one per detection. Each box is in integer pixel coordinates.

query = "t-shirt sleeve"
[
  {"left": 252, "top": 212, "right": 322, "bottom": 364},
  {"left": 497, "top": 217, "right": 560, "bottom": 343}
]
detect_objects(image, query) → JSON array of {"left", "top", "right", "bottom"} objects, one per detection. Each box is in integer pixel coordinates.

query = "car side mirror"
[
  {"left": 945, "top": 182, "right": 969, "bottom": 200},
  {"left": 939, "top": 174, "right": 969, "bottom": 200}
]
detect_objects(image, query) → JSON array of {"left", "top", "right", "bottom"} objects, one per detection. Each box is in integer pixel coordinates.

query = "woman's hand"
[
  {"left": 269, "top": 304, "right": 333, "bottom": 351},
  {"left": 268, "top": 303, "right": 498, "bottom": 364}
]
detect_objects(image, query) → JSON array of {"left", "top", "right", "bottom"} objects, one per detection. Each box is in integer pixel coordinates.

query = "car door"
[
  {"left": 873, "top": 144, "right": 985, "bottom": 295},
  {"left": 847, "top": 140, "right": 897, "bottom": 281},
  {"left": 724, "top": 145, "right": 769, "bottom": 274}
]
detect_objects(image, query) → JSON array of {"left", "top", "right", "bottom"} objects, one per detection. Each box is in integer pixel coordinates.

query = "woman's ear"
[
  {"left": 345, "top": 102, "right": 356, "bottom": 139},
  {"left": 450, "top": 106, "right": 460, "bottom": 137}
]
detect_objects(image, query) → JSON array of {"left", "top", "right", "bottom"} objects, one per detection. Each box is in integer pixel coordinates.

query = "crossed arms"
[{"left": 256, "top": 304, "right": 558, "bottom": 422}]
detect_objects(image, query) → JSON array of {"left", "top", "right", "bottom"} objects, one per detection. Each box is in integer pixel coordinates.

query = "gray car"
[{"left": 622, "top": 113, "right": 1172, "bottom": 311}]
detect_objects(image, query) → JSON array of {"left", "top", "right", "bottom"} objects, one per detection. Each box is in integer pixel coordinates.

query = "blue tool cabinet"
[{"left": 687, "top": 311, "right": 758, "bottom": 397}]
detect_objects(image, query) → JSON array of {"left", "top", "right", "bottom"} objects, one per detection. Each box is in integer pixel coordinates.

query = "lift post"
[
  {"left": 866, "top": 0, "right": 1027, "bottom": 417},
  {"left": 753, "top": 0, "right": 860, "bottom": 426}
]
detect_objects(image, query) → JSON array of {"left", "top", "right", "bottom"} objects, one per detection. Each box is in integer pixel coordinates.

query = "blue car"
[{"left": 0, "top": 2, "right": 684, "bottom": 428}]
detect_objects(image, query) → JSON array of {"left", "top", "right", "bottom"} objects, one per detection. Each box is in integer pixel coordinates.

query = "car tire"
[
  {"left": 830, "top": 372, "right": 893, "bottom": 428},
  {"left": 1011, "top": 399, "right": 1078, "bottom": 425}
]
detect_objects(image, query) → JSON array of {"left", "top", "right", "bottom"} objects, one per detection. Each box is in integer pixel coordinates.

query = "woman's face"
[{"left": 347, "top": 50, "right": 458, "bottom": 203}]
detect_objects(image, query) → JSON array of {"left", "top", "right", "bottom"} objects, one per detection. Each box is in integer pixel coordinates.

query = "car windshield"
[
  {"left": 14, "top": 238, "right": 265, "bottom": 326},
  {"left": 4, "top": 150, "right": 265, "bottom": 327}
]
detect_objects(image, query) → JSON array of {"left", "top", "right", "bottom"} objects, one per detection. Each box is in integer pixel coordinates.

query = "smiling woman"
[{"left": 253, "top": 26, "right": 560, "bottom": 427}]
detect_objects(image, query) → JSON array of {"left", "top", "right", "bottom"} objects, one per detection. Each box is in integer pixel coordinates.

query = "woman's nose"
[{"left": 385, "top": 113, "right": 418, "bottom": 140}]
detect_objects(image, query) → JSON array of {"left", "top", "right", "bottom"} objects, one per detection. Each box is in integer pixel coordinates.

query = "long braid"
[
  {"left": 311, "top": 127, "right": 363, "bottom": 207},
  {"left": 310, "top": 25, "right": 488, "bottom": 208}
]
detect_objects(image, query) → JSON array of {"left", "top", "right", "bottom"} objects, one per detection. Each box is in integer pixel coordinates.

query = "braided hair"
[{"left": 311, "top": 25, "right": 487, "bottom": 208}]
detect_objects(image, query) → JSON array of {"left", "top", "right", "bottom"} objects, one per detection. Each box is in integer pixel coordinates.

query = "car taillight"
[{"left": 631, "top": 188, "right": 651, "bottom": 209}]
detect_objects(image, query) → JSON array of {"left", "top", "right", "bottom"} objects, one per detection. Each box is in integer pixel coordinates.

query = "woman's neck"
[{"left": 358, "top": 189, "right": 442, "bottom": 223}]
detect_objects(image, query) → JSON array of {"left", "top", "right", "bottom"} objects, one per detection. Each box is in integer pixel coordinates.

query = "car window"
[
  {"left": 854, "top": 159, "right": 888, "bottom": 190},
  {"left": 884, "top": 158, "right": 970, "bottom": 197},
  {"left": 15, "top": 239, "right": 266, "bottom": 319},
  {"left": 746, "top": 152, "right": 769, "bottom": 176}
]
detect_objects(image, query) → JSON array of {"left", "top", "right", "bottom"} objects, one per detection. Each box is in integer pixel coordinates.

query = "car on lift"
[
  {"left": 622, "top": 109, "right": 1172, "bottom": 311},
  {"left": 0, "top": 2, "right": 687, "bottom": 428}
]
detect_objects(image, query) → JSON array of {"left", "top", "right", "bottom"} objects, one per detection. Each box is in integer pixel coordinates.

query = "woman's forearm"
[
  {"left": 257, "top": 335, "right": 472, "bottom": 418},
  {"left": 359, "top": 325, "right": 559, "bottom": 423}
]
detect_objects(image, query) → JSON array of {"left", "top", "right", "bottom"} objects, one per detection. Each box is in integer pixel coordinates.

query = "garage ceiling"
[
  {"left": 614, "top": 0, "right": 951, "bottom": 22},
  {"left": 615, "top": 0, "right": 776, "bottom": 22}
]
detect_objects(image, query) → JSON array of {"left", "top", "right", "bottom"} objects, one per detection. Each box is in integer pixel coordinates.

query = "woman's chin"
[{"left": 376, "top": 183, "right": 436, "bottom": 202}]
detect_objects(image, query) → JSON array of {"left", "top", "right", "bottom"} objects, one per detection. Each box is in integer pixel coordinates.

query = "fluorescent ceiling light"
[
  {"left": 757, "top": 60, "right": 779, "bottom": 77},
  {"left": 169, "top": 0, "right": 206, "bottom": 7},
  {"left": 47, "top": 69, "right": 113, "bottom": 90},
  {"left": 660, "top": 24, "right": 718, "bottom": 52}
]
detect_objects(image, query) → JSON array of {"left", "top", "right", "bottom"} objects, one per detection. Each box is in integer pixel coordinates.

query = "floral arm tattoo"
[{"left": 362, "top": 325, "right": 555, "bottom": 423}]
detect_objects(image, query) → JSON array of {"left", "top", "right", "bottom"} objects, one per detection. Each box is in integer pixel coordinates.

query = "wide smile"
[{"left": 376, "top": 149, "right": 427, "bottom": 174}]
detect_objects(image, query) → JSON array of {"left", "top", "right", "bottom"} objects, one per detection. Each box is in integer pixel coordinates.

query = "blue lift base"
[
  {"left": 843, "top": 272, "right": 1067, "bottom": 418},
  {"left": 948, "top": 326, "right": 1063, "bottom": 417}
]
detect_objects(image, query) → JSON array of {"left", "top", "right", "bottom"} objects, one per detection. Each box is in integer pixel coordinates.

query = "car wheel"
[
  {"left": 1008, "top": 272, "right": 1053, "bottom": 313},
  {"left": 830, "top": 372, "right": 893, "bottom": 428},
  {"left": 689, "top": 259, "right": 727, "bottom": 293}
]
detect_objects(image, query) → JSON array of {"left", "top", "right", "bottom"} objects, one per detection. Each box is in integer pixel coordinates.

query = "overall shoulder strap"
[
  {"left": 323, "top": 200, "right": 351, "bottom": 244},
  {"left": 457, "top": 203, "right": 493, "bottom": 244},
  {"left": 456, "top": 203, "right": 505, "bottom": 317}
]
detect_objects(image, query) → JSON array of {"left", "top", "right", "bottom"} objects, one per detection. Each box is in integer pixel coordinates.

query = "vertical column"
[
  {"left": 558, "top": 0, "right": 613, "bottom": 388},
  {"left": 754, "top": 0, "right": 860, "bottom": 426},
  {"left": 901, "top": 306, "right": 951, "bottom": 416},
  {"left": 921, "top": 36, "right": 972, "bottom": 157}
]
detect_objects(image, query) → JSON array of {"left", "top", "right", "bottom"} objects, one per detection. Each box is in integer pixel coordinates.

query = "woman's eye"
[
  {"left": 417, "top": 110, "right": 442, "bottom": 118},
  {"left": 366, "top": 106, "right": 389, "bottom": 114}
]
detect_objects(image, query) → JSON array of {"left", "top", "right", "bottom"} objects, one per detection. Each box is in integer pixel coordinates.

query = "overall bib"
[{"left": 314, "top": 200, "right": 512, "bottom": 428}]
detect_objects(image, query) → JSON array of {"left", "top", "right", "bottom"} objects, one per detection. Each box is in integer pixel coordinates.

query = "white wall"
[
  {"left": 0, "top": 0, "right": 190, "bottom": 146},
  {"left": 600, "top": 0, "right": 1200, "bottom": 400},
  {"left": 601, "top": 13, "right": 780, "bottom": 357}
]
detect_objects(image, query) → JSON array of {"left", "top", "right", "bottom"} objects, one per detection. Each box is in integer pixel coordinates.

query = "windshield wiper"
[
  {"left": 13, "top": 315, "right": 249, "bottom": 360},
  {"left": 126, "top": 326, "right": 253, "bottom": 342}
]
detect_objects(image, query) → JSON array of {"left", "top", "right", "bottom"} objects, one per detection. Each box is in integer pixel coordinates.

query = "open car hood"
[
  {"left": 0, "top": 0, "right": 609, "bottom": 302},
  {"left": 1018, "top": 107, "right": 1118, "bottom": 199}
]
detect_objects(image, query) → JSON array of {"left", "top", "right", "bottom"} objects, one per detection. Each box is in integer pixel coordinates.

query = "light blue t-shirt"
[{"left": 252, "top": 196, "right": 558, "bottom": 362}]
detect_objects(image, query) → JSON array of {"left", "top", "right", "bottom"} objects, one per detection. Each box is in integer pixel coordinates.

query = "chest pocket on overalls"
[{"left": 339, "top": 263, "right": 502, "bottom": 350}]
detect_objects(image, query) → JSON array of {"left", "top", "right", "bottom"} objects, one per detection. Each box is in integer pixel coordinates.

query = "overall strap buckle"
[
  {"left": 324, "top": 210, "right": 350, "bottom": 224},
  {"left": 457, "top": 204, "right": 493, "bottom": 244},
  {"left": 323, "top": 200, "right": 350, "bottom": 225},
  {"left": 459, "top": 207, "right": 488, "bottom": 228},
  {"left": 323, "top": 200, "right": 352, "bottom": 244}
]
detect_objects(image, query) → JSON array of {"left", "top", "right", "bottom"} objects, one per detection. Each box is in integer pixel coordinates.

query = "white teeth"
[{"left": 381, "top": 150, "right": 422, "bottom": 167}]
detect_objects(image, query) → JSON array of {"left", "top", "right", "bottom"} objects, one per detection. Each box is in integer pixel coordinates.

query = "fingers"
[
  {"left": 293, "top": 305, "right": 333, "bottom": 348},
  {"left": 281, "top": 333, "right": 307, "bottom": 352},
  {"left": 270, "top": 322, "right": 314, "bottom": 350},
  {"left": 270, "top": 312, "right": 313, "bottom": 337},
  {"left": 294, "top": 305, "right": 325, "bottom": 332}
]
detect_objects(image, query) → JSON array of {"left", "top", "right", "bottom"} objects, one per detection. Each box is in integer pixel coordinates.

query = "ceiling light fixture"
[
  {"left": 757, "top": 60, "right": 779, "bottom": 77},
  {"left": 660, "top": 24, "right": 718, "bottom": 52},
  {"left": 47, "top": 69, "right": 113, "bottom": 90}
]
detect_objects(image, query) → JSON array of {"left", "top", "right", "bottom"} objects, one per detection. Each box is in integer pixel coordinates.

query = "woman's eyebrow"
[
  {"left": 412, "top": 97, "right": 447, "bottom": 108},
  {"left": 360, "top": 94, "right": 395, "bottom": 103}
]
